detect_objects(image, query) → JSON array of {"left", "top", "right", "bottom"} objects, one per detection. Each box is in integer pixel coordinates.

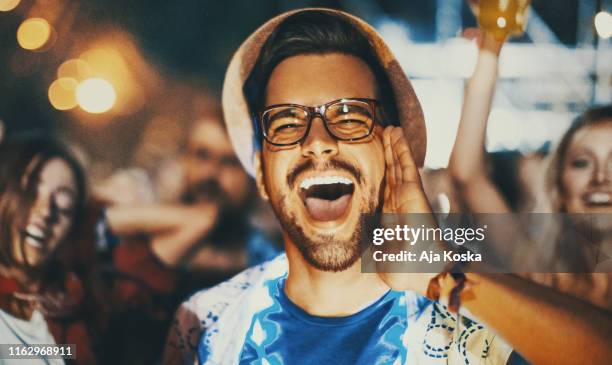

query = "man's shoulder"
[
  {"left": 182, "top": 253, "right": 287, "bottom": 322},
  {"left": 162, "top": 254, "right": 287, "bottom": 365},
  {"left": 403, "top": 299, "right": 514, "bottom": 365}
]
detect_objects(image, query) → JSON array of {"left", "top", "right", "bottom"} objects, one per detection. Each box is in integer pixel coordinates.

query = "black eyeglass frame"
[{"left": 259, "top": 98, "right": 379, "bottom": 146}]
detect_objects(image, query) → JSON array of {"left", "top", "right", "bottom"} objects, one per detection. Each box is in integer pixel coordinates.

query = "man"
[
  {"left": 99, "top": 107, "right": 279, "bottom": 273},
  {"left": 95, "top": 107, "right": 279, "bottom": 364},
  {"left": 164, "top": 9, "right": 612, "bottom": 365}
]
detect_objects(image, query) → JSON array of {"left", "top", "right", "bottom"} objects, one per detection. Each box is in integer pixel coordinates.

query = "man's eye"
[
  {"left": 220, "top": 156, "right": 241, "bottom": 168},
  {"left": 273, "top": 123, "right": 302, "bottom": 133},
  {"left": 337, "top": 119, "right": 367, "bottom": 126},
  {"left": 194, "top": 149, "right": 211, "bottom": 160},
  {"left": 329, "top": 117, "right": 369, "bottom": 130}
]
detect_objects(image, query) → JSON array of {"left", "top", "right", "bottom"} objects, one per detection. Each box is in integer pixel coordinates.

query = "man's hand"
[
  {"left": 382, "top": 126, "right": 431, "bottom": 215},
  {"left": 377, "top": 127, "right": 450, "bottom": 297}
]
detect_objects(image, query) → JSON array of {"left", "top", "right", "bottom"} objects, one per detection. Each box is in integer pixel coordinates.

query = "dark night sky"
[{"left": 0, "top": 0, "right": 583, "bottom": 138}]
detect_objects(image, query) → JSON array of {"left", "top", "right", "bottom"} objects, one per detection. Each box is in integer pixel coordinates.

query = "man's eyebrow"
[{"left": 269, "top": 108, "right": 301, "bottom": 119}]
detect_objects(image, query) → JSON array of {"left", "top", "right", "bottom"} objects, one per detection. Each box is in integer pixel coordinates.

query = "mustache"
[
  {"left": 287, "top": 158, "right": 362, "bottom": 189},
  {"left": 187, "top": 179, "right": 228, "bottom": 201}
]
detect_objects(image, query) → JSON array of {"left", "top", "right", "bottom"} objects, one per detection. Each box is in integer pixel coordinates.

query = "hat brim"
[{"left": 222, "top": 7, "right": 427, "bottom": 177}]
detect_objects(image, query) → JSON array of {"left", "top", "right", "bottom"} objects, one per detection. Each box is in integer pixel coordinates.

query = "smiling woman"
[
  {"left": 0, "top": 134, "right": 86, "bottom": 273},
  {"left": 0, "top": 134, "right": 100, "bottom": 364}
]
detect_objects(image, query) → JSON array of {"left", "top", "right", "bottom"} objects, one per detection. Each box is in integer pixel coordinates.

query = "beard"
[{"left": 270, "top": 185, "right": 380, "bottom": 272}]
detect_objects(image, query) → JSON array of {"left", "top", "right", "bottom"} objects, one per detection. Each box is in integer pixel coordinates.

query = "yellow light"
[
  {"left": 57, "top": 59, "right": 91, "bottom": 81},
  {"left": 496, "top": 16, "right": 507, "bottom": 28},
  {"left": 17, "top": 18, "right": 51, "bottom": 51},
  {"left": 48, "top": 78, "right": 78, "bottom": 110},
  {"left": 0, "top": 0, "right": 20, "bottom": 12},
  {"left": 76, "top": 78, "right": 116, "bottom": 114},
  {"left": 595, "top": 11, "right": 612, "bottom": 39}
]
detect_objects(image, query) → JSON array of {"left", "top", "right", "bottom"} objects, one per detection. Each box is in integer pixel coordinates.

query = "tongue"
[{"left": 304, "top": 194, "right": 351, "bottom": 221}]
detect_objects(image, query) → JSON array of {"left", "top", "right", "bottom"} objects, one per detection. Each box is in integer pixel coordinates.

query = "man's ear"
[{"left": 253, "top": 151, "right": 269, "bottom": 201}]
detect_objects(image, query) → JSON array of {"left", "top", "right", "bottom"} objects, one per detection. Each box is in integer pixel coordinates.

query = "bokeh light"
[
  {"left": 17, "top": 18, "right": 52, "bottom": 51},
  {"left": 594, "top": 11, "right": 612, "bottom": 39},
  {"left": 76, "top": 78, "right": 116, "bottom": 114},
  {"left": 58, "top": 59, "right": 92, "bottom": 81},
  {"left": 0, "top": 0, "right": 20, "bottom": 12},
  {"left": 79, "top": 45, "right": 145, "bottom": 115},
  {"left": 48, "top": 78, "right": 78, "bottom": 110}
]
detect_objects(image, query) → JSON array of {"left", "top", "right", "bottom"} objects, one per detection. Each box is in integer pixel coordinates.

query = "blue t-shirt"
[
  {"left": 167, "top": 254, "right": 513, "bottom": 365},
  {"left": 238, "top": 277, "right": 409, "bottom": 365}
]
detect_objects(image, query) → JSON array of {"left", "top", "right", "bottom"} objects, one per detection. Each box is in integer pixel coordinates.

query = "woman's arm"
[
  {"left": 448, "top": 32, "right": 511, "bottom": 214},
  {"left": 380, "top": 126, "right": 611, "bottom": 364}
]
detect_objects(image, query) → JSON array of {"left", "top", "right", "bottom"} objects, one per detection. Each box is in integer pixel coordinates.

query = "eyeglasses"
[{"left": 259, "top": 98, "right": 378, "bottom": 146}]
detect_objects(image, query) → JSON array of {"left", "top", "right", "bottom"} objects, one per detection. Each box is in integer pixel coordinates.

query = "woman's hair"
[
  {"left": 546, "top": 104, "right": 612, "bottom": 212},
  {"left": 0, "top": 133, "right": 87, "bottom": 271},
  {"left": 243, "top": 10, "right": 399, "bottom": 150}
]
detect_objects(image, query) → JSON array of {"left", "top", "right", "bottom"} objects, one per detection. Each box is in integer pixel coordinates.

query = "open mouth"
[
  {"left": 299, "top": 176, "right": 355, "bottom": 221},
  {"left": 584, "top": 192, "right": 612, "bottom": 207},
  {"left": 23, "top": 227, "right": 48, "bottom": 248}
]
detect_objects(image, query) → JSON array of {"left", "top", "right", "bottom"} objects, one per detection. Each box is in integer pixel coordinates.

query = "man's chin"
[
  {"left": 287, "top": 215, "right": 363, "bottom": 272},
  {"left": 296, "top": 235, "right": 362, "bottom": 272},
  {"left": 274, "top": 190, "right": 376, "bottom": 272}
]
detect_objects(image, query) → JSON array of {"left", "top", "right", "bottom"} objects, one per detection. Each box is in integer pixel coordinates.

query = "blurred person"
[
  {"left": 0, "top": 133, "right": 202, "bottom": 365},
  {"left": 92, "top": 109, "right": 280, "bottom": 364},
  {"left": 164, "top": 9, "right": 612, "bottom": 365},
  {"left": 447, "top": 28, "right": 612, "bottom": 308},
  {"left": 0, "top": 134, "right": 102, "bottom": 364},
  {"left": 178, "top": 113, "right": 280, "bottom": 269},
  {"left": 96, "top": 110, "right": 280, "bottom": 276}
]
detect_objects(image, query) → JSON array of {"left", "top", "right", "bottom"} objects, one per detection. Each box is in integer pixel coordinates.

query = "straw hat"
[{"left": 222, "top": 8, "right": 426, "bottom": 176}]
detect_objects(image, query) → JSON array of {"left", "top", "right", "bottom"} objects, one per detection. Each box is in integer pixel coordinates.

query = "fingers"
[
  {"left": 383, "top": 127, "right": 395, "bottom": 211},
  {"left": 383, "top": 184, "right": 391, "bottom": 213},
  {"left": 383, "top": 127, "right": 395, "bottom": 186},
  {"left": 383, "top": 127, "right": 397, "bottom": 193},
  {"left": 389, "top": 127, "right": 420, "bottom": 184}
]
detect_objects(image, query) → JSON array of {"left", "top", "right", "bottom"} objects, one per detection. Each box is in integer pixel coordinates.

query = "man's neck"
[{"left": 284, "top": 239, "right": 389, "bottom": 317}]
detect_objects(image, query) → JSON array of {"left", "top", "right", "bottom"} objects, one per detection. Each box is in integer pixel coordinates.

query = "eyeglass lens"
[{"left": 263, "top": 100, "right": 374, "bottom": 145}]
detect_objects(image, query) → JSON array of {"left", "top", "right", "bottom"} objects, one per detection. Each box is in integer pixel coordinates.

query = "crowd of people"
[{"left": 0, "top": 7, "right": 610, "bottom": 365}]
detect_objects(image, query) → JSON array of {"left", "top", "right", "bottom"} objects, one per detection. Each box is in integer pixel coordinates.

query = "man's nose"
[{"left": 301, "top": 116, "right": 338, "bottom": 159}]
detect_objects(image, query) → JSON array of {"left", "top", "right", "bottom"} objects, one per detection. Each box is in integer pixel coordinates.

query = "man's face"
[
  {"left": 184, "top": 120, "right": 250, "bottom": 209},
  {"left": 257, "top": 53, "right": 386, "bottom": 272}
]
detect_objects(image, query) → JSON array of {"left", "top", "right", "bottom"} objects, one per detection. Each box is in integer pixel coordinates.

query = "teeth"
[
  {"left": 586, "top": 192, "right": 611, "bottom": 204},
  {"left": 24, "top": 225, "right": 47, "bottom": 245},
  {"left": 25, "top": 236, "right": 42, "bottom": 248},
  {"left": 26, "top": 226, "right": 45, "bottom": 239},
  {"left": 299, "top": 176, "right": 353, "bottom": 190}
]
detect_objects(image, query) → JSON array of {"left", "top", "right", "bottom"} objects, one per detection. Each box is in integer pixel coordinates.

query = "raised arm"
[
  {"left": 457, "top": 273, "right": 612, "bottom": 365},
  {"left": 448, "top": 32, "right": 511, "bottom": 214},
  {"left": 380, "top": 126, "right": 612, "bottom": 364},
  {"left": 106, "top": 203, "right": 218, "bottom": 267}
]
